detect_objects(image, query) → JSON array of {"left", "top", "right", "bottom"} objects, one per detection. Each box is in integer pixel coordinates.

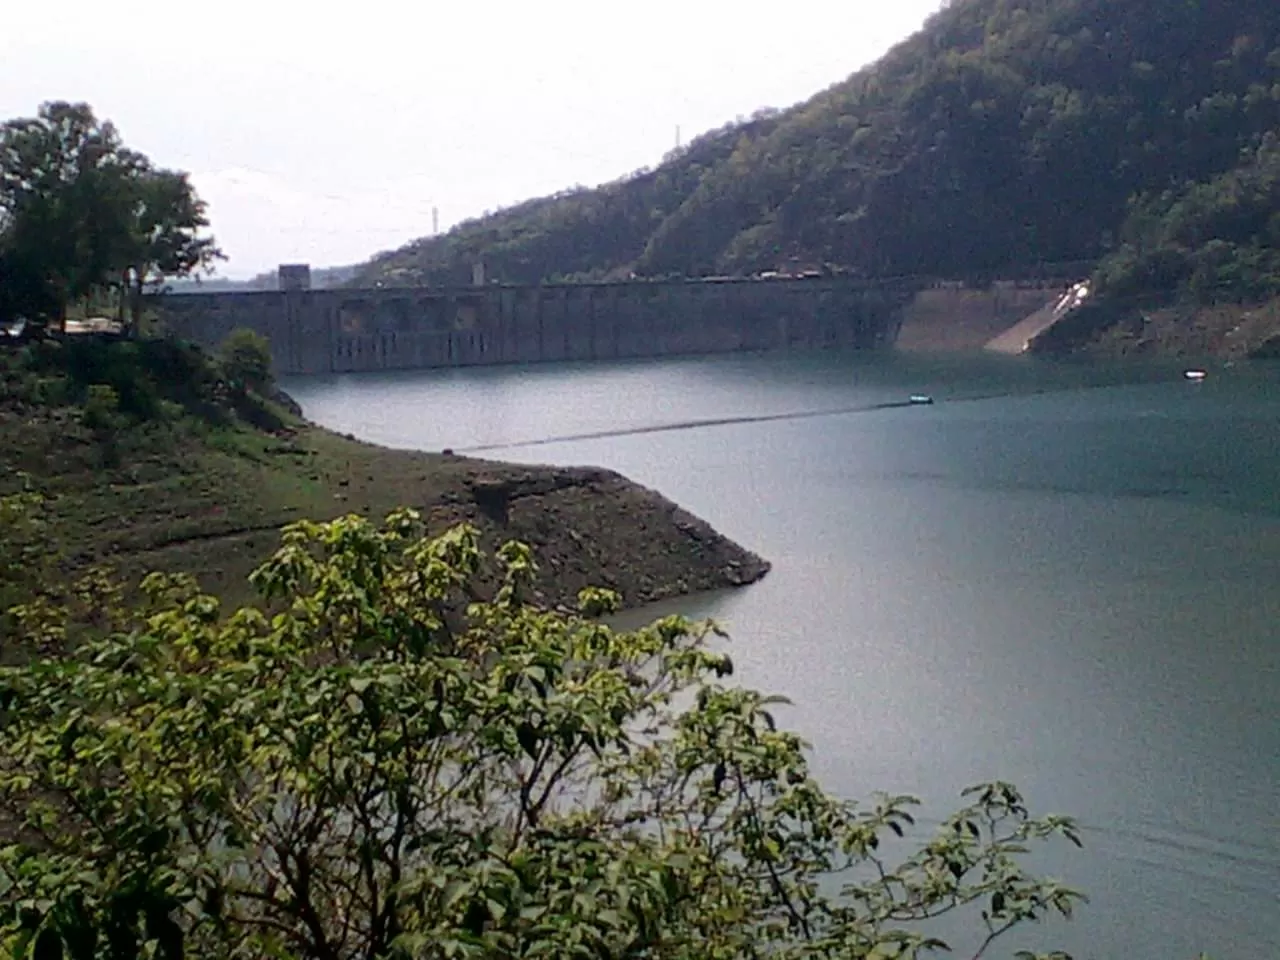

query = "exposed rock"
[
  {"left": 448, "top": 462, "right": 770, "bottom": 609},
  {"left": 1055, "top": 297, "right": 1280, "bottom": 360},
  {"left": 2, "top": 341, "right": 770, "bottom": 618}
]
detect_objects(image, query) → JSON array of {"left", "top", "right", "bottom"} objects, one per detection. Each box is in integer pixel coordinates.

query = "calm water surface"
[{"left": 285, "top": 351, "right": 1280, "bottom": 959}]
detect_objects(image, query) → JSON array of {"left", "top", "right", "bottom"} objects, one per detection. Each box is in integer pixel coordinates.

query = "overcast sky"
[{"left": 2, "top": 0, "right": 944, "bottom": 278}]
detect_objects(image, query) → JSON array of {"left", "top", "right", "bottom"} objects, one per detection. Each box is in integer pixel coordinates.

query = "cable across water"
[{"left": 456, "top": 399, "right": 928, "bottom": 452}]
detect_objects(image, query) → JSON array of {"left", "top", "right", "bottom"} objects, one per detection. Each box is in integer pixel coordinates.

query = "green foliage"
[
  {"left": 1095, "top": 137, "right": 1280, "bottom": 303},
  {"left": 354, "top": 0, "right": 1280, "bottom": 299},
  {"left": 353, "top": 115, "right": 783, "bottom": 288},
  {"left": 80, "top": 383, "right": 120, "bottom": 431},
  {"left": 0, "top": 512, "right": 1086, "bottom": 959},
  {"left": 0, "top": 350, "right": 44, "bottom": 407},
  {"left": 0, "top": 102, "right": 128, "bottom": 323},
  {"left": 0, "top": 101, "right": 222, "bottom": 328},
  {"left": 0, "top": 481, "right": 120, "bottom": 655},
  {"left": 11, "top": 335, "right": 247, "bottom": 427},
  {"left": 17, "top": 336, "right": 224, "bottom": 423},
  {"left": 80, "top": 384, "right": 122, "bottom": 470},
  {"left": 218, "top": 327, "right": 275, "bottom": 395},
  {"left": 0, "top": 479, "right": 49, "bottom": 638}
]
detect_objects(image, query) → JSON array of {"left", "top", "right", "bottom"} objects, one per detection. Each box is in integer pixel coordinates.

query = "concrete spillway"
[{"left": 985, "top": 281, "right": 1091, "bottom": 354}]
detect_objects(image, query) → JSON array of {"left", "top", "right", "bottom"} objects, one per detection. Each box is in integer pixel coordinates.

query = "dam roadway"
[{"left": 156, "top": 270, "right": 1083, "bottom": 376}]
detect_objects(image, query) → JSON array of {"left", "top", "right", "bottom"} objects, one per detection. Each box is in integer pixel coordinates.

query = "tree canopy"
[
  {"left": 0, "top": 101, "right": 222, "bottom": 330},
  {"left": 0, "top": 509, "right": 1087, "bottom": 960},
  {"left": 1095, "top": 135, "right": 1280, "bottom": 303},
  {"left": 352, "top": 0, "right": 1280, "bottom": 307}
]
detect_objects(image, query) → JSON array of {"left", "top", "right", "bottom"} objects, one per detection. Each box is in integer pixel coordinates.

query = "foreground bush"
[{"left": 0, "top": 512, "right": 1084, "bottom": 959}]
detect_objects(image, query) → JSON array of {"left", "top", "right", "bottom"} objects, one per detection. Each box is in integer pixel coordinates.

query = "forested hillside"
[
  {"left": 355, "top": 110, "right": 784, "bottom": 287},
  {"left": 354, "top": 0, "right": 1280, "bottom": 303}
]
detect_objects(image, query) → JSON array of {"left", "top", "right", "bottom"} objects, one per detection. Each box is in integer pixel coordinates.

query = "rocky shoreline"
[
  {"left": 117, "top": 431, "right": 773, "bottom": 612},
  {"left": 251, "top": 387, "right": 770, "bottom": 610},
  {"left": 2, "top": 390, "right": 770, "bottom": 616},
  {"left": 420, "top": 459, "right": 771, "bottom": 609}
]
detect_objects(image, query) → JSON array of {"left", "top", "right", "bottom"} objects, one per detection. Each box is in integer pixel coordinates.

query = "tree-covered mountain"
[
  {"left": 354, "top": 110, "right": 785, "bottom": 288},
  {"left": 1094, "top": 134, "right": 1280, "bottom": 302},
  {"left": 353, "top": 0, "right": 1280, "bottom": 303}
]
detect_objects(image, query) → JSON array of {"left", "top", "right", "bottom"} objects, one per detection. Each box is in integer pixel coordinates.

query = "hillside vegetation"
[{"left": 355, "top": 0, "right": 1280, "bottom": 308}]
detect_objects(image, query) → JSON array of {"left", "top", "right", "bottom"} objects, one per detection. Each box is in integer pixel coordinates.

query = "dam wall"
[{"left": 155, "top": 276, "right": 1069, "bottom": 376}]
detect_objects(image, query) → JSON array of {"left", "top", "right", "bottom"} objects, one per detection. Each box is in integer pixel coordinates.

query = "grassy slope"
[{"left": 1, "top": 350, "right": 767, "bottom": 614}]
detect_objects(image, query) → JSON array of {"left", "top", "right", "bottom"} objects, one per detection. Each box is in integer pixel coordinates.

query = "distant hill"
[
  {"left": 352, "top": 0, "right": 1280, "bottom": 307},
  {"left": 169, "top": 264, "right": 360, "bottom": 294},
  {"left": 166, "top": 276, "right": 265, "bottom": 294}
]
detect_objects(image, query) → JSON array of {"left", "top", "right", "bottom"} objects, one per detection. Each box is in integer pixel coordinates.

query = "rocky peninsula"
[{"left": 0, "top": 338, "right": 768, "bottom": 616}]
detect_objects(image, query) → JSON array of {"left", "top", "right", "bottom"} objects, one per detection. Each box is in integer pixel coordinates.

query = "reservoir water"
[{"left": 284, "top": 350, "right": 1280, "bottom": 959}]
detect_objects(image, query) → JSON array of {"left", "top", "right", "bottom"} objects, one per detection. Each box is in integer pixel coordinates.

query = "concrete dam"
[{"left": 156, "top": 271, "right": 1070, "bottom": 376}]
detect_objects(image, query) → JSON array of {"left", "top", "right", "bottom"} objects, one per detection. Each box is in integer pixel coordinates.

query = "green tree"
[
  {"left": 0, "top": 101, "right": 222, "bottom": 332},
  {"left": 113, "top": 166, "right": 223, "bottom": 334},
  {"left": 0, "top": 102, "right": 135, "bottom": 327},
  {"left": 0, "top": 512, "right": 1085, "bottom": 960},
  {"left": 1095, "top": 136, "right": 1280, "bottom": 303}
]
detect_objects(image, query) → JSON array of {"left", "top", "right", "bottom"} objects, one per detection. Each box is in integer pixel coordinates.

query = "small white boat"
[
  {"left": 909, "top": 394, "right": 935, "bottom": 405},
  {"left": 1184, "top": 369, "right": 1207, "bottom": 381}
]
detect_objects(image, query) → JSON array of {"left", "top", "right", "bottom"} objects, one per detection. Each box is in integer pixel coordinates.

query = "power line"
[{"left": 201, "top": 164, "right": 442, "bottom": 218}]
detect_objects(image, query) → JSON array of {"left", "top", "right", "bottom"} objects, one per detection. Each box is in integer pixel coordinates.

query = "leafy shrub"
[
  {"left": 0, "top": 513, "right": 1088, "bottom": 960},
  {"left": 218, "top": 327, "right": 274, "bottom": 395},
  {"left": 31, "top": 374, "right": 70, "bottom": 406},
  {"left": 17, "top": 336, "right": 224, "bottom": 422},
  {"left": 80, "top": 384, "right": 120, "bottom": 433},
  {"left": 0, "top": 481, "right": 48, "bottom": 637}
]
